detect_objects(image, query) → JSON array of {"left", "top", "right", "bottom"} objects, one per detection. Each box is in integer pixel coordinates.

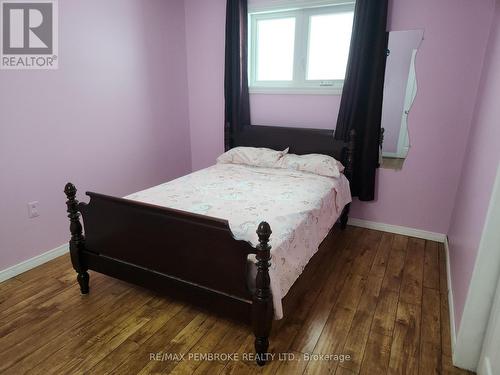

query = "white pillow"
[
  {"left": 278, "top": 153, "right": 345, "bottom": 178},
  {"left": 216, "top": 147, "right": 289, "bottom": 168}
]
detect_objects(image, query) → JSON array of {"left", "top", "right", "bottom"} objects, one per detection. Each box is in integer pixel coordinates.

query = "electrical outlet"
[{"left": 28, "top": 201, "right": 39, "bottom": 218}]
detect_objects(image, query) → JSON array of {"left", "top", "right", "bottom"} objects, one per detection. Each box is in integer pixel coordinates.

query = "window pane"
[
  {"left": 307, "top": 12, "right": 354, "bottom": 80},
  {"left": 256, "top": 17, "right": 295, "bottom": 81}
]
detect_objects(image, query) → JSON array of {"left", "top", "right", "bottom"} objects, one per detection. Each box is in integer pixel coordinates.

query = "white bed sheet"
[{"left": 126, "top": 163, "right": 351, "bottom": 319}]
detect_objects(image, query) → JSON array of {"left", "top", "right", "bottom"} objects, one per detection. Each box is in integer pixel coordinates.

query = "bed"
[{"left": 63, "top": 125, "right": 356, "bottom": 366}]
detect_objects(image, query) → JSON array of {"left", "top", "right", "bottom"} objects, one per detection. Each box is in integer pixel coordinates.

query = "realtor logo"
[{"left": 1, "top": 0, "right": 58, "bottom": 69}]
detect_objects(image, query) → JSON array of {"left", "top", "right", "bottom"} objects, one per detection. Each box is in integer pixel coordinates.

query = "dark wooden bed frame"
[{"left": 64, "top": 125, "right": 356, "bottom": 366}]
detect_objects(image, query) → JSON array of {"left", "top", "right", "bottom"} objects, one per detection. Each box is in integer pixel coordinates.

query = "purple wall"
[
  {"left": 0, "top": 0, "right": 192, "bottom": 270},
  {"left": 448, "top": 1, "right": 500, "bottom": 328},
  {"left": 184, "top": 0, "right": 494, "bottom": 235},
  {"left": 184, "top": 0, "right": 226, "bottom": 169},
  {"left": 251, "top": 94, "right": 340, "bottom": 129}
]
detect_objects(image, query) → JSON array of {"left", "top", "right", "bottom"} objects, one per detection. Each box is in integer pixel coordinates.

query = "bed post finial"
[
  {"left": 253, "top": 221, "right": 273, "bottom": 366},
  {"left": 64, "top": 183, "right": 89, "bottom": 294}
]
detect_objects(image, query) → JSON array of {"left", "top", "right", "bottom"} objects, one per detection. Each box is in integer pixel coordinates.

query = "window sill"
[{"left": 249, "top": 87, "right": 343, "bottom": 95}]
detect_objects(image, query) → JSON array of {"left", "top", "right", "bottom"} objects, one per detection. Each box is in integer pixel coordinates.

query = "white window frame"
[{"left": 248, "top": 2, "right": 355, "bottom": 95}]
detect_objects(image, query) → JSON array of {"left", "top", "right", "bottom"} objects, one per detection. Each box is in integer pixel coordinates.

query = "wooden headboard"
[{"left": 232, "top": 125, "right": 356, "bottom": 179}]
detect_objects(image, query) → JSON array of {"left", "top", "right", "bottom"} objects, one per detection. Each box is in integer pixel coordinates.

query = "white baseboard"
[
  {"left": 0, "top": 243, "right": 69, "bottom": 283},
  {"left": 348, "top": 218, "right": 447, "bottom": 243},
  {"left": 444, "top": 237, "right": 458, "bottom": 354}
]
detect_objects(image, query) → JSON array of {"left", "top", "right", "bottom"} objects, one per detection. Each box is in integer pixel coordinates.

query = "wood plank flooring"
[{"left": 0, "top": 226, "right": 474, "bottom": 374}]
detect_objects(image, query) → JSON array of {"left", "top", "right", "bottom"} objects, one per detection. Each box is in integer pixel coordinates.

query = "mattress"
[{"left": 126, "top": 163, "right": 351, "bottom": 319}]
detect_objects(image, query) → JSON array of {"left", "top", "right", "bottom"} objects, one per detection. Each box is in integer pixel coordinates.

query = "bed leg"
[
  {"left": 64, "top": 183, "right": 90, "bottom": 295},
  {"left": 77, "top": 271, "right": 90, "bottom": 294},
  {"left": 340, "top": 203, "right": 350, "bottom": 230},
  {"left": 252, "top": 222, "right": 273, "bottom": 366}
]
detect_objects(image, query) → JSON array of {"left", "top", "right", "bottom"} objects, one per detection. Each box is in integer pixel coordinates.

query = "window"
[
  {"left": 249, "top": 3, "right": 355, "bottom": 94},
  {"left": 256, "top": 18, "right": 296, "bottom": 81}
]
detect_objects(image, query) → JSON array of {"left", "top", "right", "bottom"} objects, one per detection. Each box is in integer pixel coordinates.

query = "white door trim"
[
  {"left": 453, "top": 163, "right": 500, "bottom": 371},
  {"left": 444, "top": 238, "right": 457, "bottom": 353},
  {"left": 477, "top": 272, "right": 500, "bottom": 375}
]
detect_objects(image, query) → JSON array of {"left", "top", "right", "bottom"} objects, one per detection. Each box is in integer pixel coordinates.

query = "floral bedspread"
[{"left": 126, "top": 163, "right": 351, "bottom": 319}]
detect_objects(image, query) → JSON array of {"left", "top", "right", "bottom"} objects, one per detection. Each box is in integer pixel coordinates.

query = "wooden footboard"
[{"left": 64, "top": 183, "right": 273, "bottom": 365}]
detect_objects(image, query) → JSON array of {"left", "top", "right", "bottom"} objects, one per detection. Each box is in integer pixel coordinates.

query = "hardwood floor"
[{"left": 0, "top": 226, "right": 474, "bottom": 374}]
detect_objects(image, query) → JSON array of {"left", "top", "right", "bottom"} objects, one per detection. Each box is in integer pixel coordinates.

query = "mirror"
[{"left": 380, "top": 29, "right": 424, "bottom": 170}]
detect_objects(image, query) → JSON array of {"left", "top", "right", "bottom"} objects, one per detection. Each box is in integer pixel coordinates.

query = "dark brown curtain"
[
  {"left": 335, "top": 0, "right": 389, "bottom": 201},
  {"left": 224, "top": 0, "right": 251, "bottom": 151}
]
